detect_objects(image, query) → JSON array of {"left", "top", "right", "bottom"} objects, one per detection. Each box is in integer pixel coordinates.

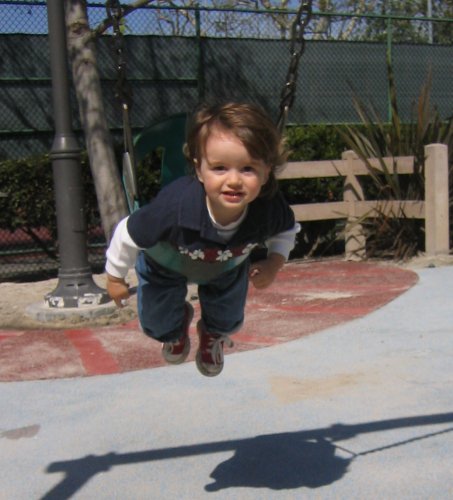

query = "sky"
[{"left": 0, "top": 1, "right": 306, "bottom": 35}]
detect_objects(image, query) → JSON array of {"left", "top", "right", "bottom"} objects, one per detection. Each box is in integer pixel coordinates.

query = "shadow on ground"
[{"left": 41, "top": 412, "right": 453, "bottom": 499}]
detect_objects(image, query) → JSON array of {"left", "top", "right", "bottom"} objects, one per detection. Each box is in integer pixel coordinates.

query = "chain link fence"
[
  {"left": 1, "top": 1, "right": 453, "bottom": 280},
  {"left": 2, "top": 2, "right": 452, "bottom": 159}
]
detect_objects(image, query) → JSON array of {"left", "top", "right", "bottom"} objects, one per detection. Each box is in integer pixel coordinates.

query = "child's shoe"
[
  {"left": 162, "top": 302, "right": 194, "bottom": 364},
  {"left": 196, "top": 321, "right": 233, "bottom": 377}
]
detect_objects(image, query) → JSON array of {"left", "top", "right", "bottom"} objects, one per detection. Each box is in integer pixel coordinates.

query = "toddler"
[{"left": 106, "top": 101, "right": 299, "bottom": 376}]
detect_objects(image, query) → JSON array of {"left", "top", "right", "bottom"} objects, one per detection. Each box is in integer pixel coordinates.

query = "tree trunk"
[{"left": 64, "top": 0, "right": 128, "bottom": 243}]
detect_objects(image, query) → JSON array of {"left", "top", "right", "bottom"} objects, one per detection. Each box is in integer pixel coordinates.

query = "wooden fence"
[{"left": 277, "top": 143, "right": 450, "bottom": 260}]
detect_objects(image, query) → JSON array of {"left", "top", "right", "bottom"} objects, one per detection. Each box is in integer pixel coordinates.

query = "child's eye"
[
  {"left": 212, "top": 165, "right": 226, "bottom": 172},
  {"left": 242, "top": 166, "right": 256, "bottom": 174}
]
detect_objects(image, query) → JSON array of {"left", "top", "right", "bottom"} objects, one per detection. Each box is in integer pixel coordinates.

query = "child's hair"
[{"left": 184, "top": 101, "right": 288, "bottom": 198}]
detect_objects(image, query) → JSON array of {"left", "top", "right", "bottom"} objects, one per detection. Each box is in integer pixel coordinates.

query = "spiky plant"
[{"left": 338, "top": 56, "right": 453, "bottom": 260}]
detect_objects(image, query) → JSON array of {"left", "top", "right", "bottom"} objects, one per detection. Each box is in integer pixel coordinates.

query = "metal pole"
[
  {"left": 386, "top": 4, "right": 393, "bottom": 123},
  {"left": 45, "top": 0, "right": 109, "bottom": 308},
  {"left": 427, "top": 0, "right": 433, "bottom": 44},
  {"left": 195, "top": 7, "right": 205, "bottom": 100}
]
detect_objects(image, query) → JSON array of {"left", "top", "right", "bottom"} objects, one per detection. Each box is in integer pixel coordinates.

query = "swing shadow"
[{"left": 42, "top": 411, "right": 453, "bottom": 499}]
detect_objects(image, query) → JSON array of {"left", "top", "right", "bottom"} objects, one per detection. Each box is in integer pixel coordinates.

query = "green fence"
[
  {"left": 1, "top": 2, "right": 453, "bottom": 160},
  {"left": 2, "top": 33, "right": 452, "bottom": 160}
]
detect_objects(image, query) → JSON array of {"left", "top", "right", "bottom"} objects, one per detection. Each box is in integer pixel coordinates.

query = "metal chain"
[
  {"left": 105, "top": 0, "right": 134, "bottom": 154},
  {"left": 105, "top": 0, "right": 138, "bottom": 211},
  {"left": 277, "top": 0, "right": 313, "bottom": 133}
]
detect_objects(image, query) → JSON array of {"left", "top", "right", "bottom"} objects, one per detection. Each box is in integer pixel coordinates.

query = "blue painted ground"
[{"left": 1, "top": 265, "right": 452, "bottom": 499}]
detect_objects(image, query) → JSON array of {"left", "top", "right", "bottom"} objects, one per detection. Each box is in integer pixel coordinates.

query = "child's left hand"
[{"left": 249, "top": 253, "right": 285, "bottom": 289}]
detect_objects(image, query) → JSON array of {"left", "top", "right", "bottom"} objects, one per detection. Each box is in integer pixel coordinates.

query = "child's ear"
[
  {"left": 193, "top": 159, "right": 203, "bottom": 183},
  {"left": 262, "top": 165, "right": 271, "bottom": 185}
]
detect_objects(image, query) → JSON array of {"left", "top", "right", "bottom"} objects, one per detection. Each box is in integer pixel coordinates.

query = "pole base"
[
  {"left": 45, "top": 274, "right": 111, "bottom": 309},
  {"left": 26, "top": 300, "right": 117, "bottom": 324}
]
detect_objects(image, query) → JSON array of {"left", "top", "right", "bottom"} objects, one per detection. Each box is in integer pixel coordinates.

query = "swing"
[
  {"left": 106, "top": 0, "right": 312, "bottom": 213},
  {"left": 134, "top": 112, "right": 188, "bottom": 188}
]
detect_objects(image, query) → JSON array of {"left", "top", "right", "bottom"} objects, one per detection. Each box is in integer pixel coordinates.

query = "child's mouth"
[{"left": 222, "top": 191, "right": 244, "bottom": 202}]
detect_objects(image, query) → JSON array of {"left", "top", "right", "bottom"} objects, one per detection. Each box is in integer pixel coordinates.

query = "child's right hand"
[{"left": 106, "top": 274, "right": 130, "bottom": 307}]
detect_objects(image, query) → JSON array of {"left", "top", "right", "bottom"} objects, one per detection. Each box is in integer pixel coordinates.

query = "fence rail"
[
  {"left": 277, "top": 143, "right": 450, "bottom": 260},
  {"left": 2, "top": 2, "right": 453, "bottom": 41},
  {"left": 0, "top": 144, "right": 449, "bottom": 280}
]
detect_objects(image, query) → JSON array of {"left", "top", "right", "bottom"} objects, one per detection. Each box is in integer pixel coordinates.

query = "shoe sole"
[
  {"left": 164, "top": 339, "right": 191, "bottom": 365},
  {"left": 195, "top": 323, "right": 223, "bottom": 377},
  {"left": 195, "top": 352, "right": 223, "bottom": 377}
]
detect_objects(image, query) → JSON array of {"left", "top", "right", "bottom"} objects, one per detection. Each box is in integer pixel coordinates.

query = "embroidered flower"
[
  {"left": 189, "top": 249, "right": 205, "bottom": 260},
  {"left": 177, "top": 244, "right": 257, "bottom": 263},
  {"left": 216, "top": 249, "right": 233, "bottom": 262},
  {"left": 242, "top": 243, "right": 258, "bottom": 255}
]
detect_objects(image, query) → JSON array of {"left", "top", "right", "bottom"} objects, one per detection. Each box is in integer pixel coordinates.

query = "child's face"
[{"left": 195, "top": 126, "right": 270, "bottom": 225}]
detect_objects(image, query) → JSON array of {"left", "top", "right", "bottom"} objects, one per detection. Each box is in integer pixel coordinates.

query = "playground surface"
[
  {"left": 0, "top": 260, "right": 417, "bottom": 382},
  {"left": 0, "top": 259, "right": 452, "bottom": 499}
]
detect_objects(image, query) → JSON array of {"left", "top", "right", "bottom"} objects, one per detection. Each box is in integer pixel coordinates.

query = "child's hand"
[
  {"left": 249, "top": 253, "right": 285, "bottom": 289},
  {"left": 106, "top": 274, "right": 130, "bottom": 307}
]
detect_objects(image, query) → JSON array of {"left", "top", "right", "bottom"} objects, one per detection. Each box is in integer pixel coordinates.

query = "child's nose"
[{"left": 226, "top": 169, "right": 241, "bottom": 186}]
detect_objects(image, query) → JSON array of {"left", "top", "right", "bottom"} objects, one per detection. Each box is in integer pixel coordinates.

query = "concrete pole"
[{"left": 45, "top": 0, "right": 109, "bottom": 308}]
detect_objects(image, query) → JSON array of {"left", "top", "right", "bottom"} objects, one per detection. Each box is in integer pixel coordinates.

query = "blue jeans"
[{"left": 135, "top": 251, "right": 250, "bottom": 342}]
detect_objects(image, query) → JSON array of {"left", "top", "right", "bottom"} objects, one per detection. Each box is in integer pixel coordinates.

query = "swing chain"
[
  {"left": 106, "top": 0, "right": 134, "bottom": 152},
  {"left": 105, "top": 0, "right": 139, "bottom": 211},
  {"left": 277, "top": 0, "right": 313, "bottom": 133}
]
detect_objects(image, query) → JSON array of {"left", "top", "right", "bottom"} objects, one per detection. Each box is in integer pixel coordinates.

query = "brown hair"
[{"left": 184, "top": 101, "right": 288, "bottom": 198}]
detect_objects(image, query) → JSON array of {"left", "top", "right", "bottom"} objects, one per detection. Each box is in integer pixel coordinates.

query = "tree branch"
[{"left": 93, "top": 0, "right": 155, "bottom": 37}]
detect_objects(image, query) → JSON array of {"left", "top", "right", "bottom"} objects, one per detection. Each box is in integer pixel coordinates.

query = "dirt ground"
[
  {"left": 0, "top": 270, "right": 140, "bottom": 330},
  {"left": 1, "top": 254, "right": 452, "bottom": 331}
]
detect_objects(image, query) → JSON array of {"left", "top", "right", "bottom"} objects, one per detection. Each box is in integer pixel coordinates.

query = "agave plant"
[{"left": 338, "top": 56, "right": 453, "bottom": 261}]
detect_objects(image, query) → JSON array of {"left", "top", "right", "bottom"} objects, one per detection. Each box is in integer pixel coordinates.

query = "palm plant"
[{"left": 338, "top": 57, "right": 453, "bottom": 260}]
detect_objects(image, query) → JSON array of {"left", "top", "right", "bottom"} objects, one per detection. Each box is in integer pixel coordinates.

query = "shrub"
[
  {"left": 0, "top": 152, "right": 100, "bottom": 258},
  {"left": 339, "top": 63, "right": 453, "bottom": 260}
]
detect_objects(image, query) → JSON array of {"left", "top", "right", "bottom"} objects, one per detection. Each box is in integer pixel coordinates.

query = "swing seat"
[{"left": 134, "top": 112, "right": 188, "bottom": 189}]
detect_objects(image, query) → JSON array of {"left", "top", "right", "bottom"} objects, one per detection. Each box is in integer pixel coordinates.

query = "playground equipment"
[{"left": 105, "top": 0, "right": 313, "bottom": 212}]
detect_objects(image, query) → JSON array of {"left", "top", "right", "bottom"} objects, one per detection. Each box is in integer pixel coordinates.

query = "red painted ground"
[{"left": 0, "top": 260, "right": 418, "bottom": 382}]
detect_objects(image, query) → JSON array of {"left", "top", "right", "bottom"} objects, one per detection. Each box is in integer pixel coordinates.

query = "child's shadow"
[{"left": 205, "top": 433, "right": 350, "bottom": 492}]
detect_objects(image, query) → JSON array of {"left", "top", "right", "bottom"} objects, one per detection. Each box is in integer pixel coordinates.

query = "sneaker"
[
  {"left": 162, "top": 302, "right": 194, "bottom": 364},
  {"left": 196, "top": 321, "right": 234, "bottom": 377}
]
